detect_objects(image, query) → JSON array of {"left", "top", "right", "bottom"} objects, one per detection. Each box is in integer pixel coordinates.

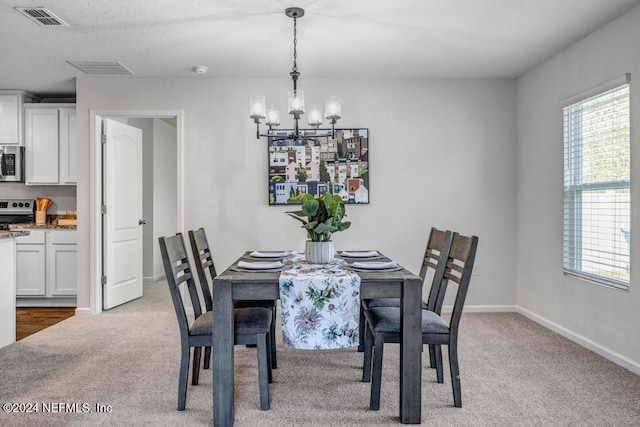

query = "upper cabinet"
[
  {"left": 0, "top": 91, "right": 36, "bottom": 146},
  {"left": 24, "top": 104, "right": 76, "bottom": 185},
  {"left": 59, "top": 108, "right": 77, "bottom": 183}
]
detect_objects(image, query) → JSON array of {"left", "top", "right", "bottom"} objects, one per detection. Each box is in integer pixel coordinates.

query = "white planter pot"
[{"left": 305, "top": 241, "right": 335, "bottom": 264}]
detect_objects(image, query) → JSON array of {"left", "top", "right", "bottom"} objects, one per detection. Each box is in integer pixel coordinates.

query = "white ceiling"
[{"left": 1, "top": 0, "right": 639, "bottom": 95}]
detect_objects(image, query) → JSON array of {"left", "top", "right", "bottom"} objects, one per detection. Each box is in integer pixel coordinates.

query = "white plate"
[
  {"left": 249, "top": 251, "right": 290, "bottom": 259},
  {"left": 352, "top": 261, "right": 398, "bottom": 270},
  {"left": 237, "top": 260, "right": 284, "bottom": 270},
  {"left": 347, "top": 265, "right": 403, "bottom": 273},
  {"left": 232, "top": 266, "right": 284, "bottom": 273},
  {"left": 340, "top": 251, "right": 380, "bottom": 258},
  {"left": 339, "top": 254, "right": 383, "bottom": 260}
]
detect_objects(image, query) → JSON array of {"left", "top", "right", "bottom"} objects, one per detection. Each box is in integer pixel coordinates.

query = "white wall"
[
  {"left": 127, "top": 118, "right": 155, "bottom": 279},
  {"left": 152, "top": 118, "right": 177, "bottom": 278},
  {"left": 75, "top": 76, "right": 517, "bottom": 314},
  {"left": 517, "top": 6, "right": 640, "bottom": 371},
  {"left": 123, "top": 118, "right": 177, "bottom": 280}
]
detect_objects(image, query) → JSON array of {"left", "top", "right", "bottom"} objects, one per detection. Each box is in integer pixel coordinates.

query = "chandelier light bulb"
[
  {"left": 308, "top": 105, "right": 323, "bottom": 128},
  {"left": 288, "top": 90, "right": 305, "bottom": 116},
  {"left": 249, "top": 96, "right": 266, "bottom": 123},
  {"left": 266, "top": 105, "right": 281, "bottom": 127},
  {"left": 325, "top": 96, "right": 342, "bottom": 121}
]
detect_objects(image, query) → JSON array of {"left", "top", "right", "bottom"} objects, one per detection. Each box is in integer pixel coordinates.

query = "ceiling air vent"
[
  {"left": 15, "top": 7, "right": 69, "bottom": 26},
  {"left": 66, "top": 61, "right": 134, "bottom": 76}
]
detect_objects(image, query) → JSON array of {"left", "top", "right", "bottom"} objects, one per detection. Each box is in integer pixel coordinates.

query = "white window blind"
[{"left": 563, "top": 76, "right": 630, "bottom": 289}]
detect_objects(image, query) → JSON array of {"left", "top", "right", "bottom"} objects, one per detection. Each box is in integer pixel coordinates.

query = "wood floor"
[{"left": 15, "top": 307, "right": 76, "bottom": 341}]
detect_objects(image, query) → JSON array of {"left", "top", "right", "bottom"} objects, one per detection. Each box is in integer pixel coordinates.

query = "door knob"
[{"left": 139, "top": 219, "right": 146, "bottom": 225}]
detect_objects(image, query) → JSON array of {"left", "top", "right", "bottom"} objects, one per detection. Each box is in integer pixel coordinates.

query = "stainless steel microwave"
[{"left": 0, "top": 146, "right": 25, "bottom": 182}]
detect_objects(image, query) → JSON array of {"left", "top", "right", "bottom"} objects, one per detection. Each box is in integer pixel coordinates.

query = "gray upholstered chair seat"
[
  {"left": 190, "top": 308, "right": 273, "bottom": 337},
  {"left": 191, "top": 311, "right": 213, "bottom": 336},
  {"left": 233, "top": 307, "right": 273, "bottom": 335},
  {"left": 365, "top": 307, "right": 449, "bottom": 335},
  {"left": 233, "top": 299, "right": 276, "bottom": 309}
]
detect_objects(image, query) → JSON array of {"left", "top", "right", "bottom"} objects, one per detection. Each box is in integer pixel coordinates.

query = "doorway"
[{"left": 90, "top": 110, "right": 183, "bottom": 314}]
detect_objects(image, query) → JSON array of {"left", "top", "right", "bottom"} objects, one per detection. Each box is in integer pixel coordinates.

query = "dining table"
[{"left": 211, "top": 250, "right": 424, "bottom": 426}]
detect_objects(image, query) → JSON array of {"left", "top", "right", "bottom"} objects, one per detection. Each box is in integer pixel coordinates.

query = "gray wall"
[
  {"left": 75, "top": 77, "right": 518, "bottom": 316},
  {"left": 516, "top": 7, "right": 640, "bottom": 371}
]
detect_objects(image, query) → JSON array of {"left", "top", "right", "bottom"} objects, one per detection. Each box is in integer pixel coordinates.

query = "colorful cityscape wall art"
[{"left": 268, "top": 128, "right": 369, "bottom": 205}]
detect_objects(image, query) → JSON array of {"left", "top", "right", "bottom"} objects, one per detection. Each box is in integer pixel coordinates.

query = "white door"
[{"left": 102, "top": 118, "right": 144, "bottom": 309}]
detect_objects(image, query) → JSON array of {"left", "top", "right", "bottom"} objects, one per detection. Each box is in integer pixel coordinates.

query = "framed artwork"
[{"left": 267, "top": 128, "right": 369, "bottom": 205}]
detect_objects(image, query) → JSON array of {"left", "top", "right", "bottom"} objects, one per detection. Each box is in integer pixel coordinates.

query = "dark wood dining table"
[{"left": 212, "top": 252, "right": 424, "bottom": 426}]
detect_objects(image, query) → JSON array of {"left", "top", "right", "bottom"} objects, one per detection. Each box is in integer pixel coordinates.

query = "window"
[{"left": 563, "top": 75, "right": 631, "bottom": 289}]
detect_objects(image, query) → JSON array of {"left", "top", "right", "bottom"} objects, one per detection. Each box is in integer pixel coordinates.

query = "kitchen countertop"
[
  {"left": 0, "top": 230, "right": 30, "bottom": 240},
  {"left": 9, "top": 223, "right": 77, "bottom": 230}
]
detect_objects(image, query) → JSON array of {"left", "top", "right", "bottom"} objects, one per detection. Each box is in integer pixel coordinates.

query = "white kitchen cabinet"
[
  {"left": 59, "top": 108, "right": 77, "bottom": 183},
  {"left": 15, "top": 230, "right": 76, "bottom": 304},
  {"left": 24, "top": 104, "right": 76, "bottom": 185},
  {"left": 48, "top": 230, "right": 77, "bottom": 296},
  {"left": 0, "top": 236, "right": 17, "bottom": 349},
  {"left": 16, "top": 244, "right": 47, "bottom": 296},
  {"left": 15, "top": 230, "right": 46, "bottom": 296},
  {"left": 0, "top": 91, "right": 36, "bottom": 146}
]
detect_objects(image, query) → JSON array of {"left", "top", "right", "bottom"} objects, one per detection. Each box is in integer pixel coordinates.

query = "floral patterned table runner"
[{"left": 279, "top": 256, "right": 361, "bottom": 349}]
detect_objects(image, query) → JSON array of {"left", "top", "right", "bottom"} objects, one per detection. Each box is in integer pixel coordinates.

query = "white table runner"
[{"left": 279, "top": 257, "right": 361, "bottom": 349}]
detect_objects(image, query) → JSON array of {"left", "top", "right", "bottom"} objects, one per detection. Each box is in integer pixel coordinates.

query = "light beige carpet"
[{"left": 1, "top": 280, "right": 639, "bottom": 426}]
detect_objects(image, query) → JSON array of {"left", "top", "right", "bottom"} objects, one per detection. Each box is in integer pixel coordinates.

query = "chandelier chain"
[{"left": 292, "top": 14, "right": 298, "bottom": 73}]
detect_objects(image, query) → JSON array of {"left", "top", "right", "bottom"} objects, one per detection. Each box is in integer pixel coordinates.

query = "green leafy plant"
[{"left": 286, "top": 193, "right": 351, "bottom": 242}]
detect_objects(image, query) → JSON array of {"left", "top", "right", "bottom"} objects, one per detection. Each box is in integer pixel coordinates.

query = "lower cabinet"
[
  {"left": 15, "top": 229, "right": 76, "bottom": 306},
  {"left": 47, "top": 230, "right": 77, "bottom": 296}
]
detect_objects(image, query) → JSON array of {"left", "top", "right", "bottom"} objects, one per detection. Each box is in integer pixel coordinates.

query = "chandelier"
[{"left": 249, "top": 7, "right": 341, "bottom": 141}]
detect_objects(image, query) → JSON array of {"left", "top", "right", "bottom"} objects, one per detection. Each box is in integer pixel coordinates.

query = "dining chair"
[
  {"left": 159, "top": 233, "right": 273, "bottom": 411},
  {"left": 359, "top": 226, "right": 452, "bottom": 375},
  {"left": 362, "top": 231, "right": 478, "bottom": 410},
  {"left": 188, "top": 227, "right": 279, "bottom": 369}
]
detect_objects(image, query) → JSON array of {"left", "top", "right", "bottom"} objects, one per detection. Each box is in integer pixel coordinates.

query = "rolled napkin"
[
  {"left": 237, "top": 260, "right": 284, "bottom": 270},
  {"left": 250, "top": 250, "right": 290, "bottom": 258},
  {"left": 352, "top": 260, "right": 398, "bottom": 270},
  {"left": 341, "top": 250, "right": 379, "bottom": 257}
]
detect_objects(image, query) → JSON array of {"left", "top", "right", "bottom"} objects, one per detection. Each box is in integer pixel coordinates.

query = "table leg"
[
  {"left": 213, "top": 277, "right": 235, "bottom": 426},
  {"left": 400, "top": 276, "right": 422, "bottom": 424}
]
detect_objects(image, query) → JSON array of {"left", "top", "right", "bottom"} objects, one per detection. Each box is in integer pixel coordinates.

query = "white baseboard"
[
  {"left": 440, "top": 304, "right": 640, "bottom": 375},
  {"left": 17, "top": 297, "right": 76, "bottom": 308},
  {"left": 144, "top": 272, "right": 165, "bottom": 282},
  {"left": 517, "top": 306, "right": 640, "bottom": 376},
  {"left": 75, "top": 307, "right": 92, "bottom": 316}
]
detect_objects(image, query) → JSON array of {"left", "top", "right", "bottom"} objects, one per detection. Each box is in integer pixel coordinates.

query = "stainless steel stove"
[{"left": 0, "top": 199, "right": 35, "bottom": 230}]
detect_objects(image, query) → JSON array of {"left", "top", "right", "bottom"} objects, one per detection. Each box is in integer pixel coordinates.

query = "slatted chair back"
[
  {"left": 436, "top": 232, "right": 479, "bottom": 336},
  {"left": 188, "top": 228, "right": 215, "bottom": 312},
  {"left": 420, "top": 227, "right": 453, "bottom": 313},
  {"left": 159, "top": 233, "right": 204, "bottom": 329},
  {"left": 188, "top": 227, "right": 279, "bottom": 370}
]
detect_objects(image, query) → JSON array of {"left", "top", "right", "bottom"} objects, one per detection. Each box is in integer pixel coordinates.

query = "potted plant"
[{"left": 286, "top": 192, "right": 351, "bottom": 263}]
